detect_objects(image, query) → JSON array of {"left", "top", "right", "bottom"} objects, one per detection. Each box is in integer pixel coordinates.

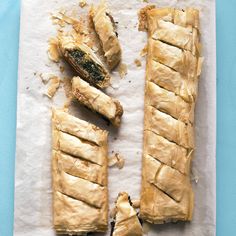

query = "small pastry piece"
[
  {"left": 46, "top": 75, "right": 60, "bottom": 98},
  {"left": 90, "top": 1, "right": 122, "bottom": 70},
  {"left": 52, "top": 109, "right": 108, "bottom": 234},
  {"left": 72, "top": 76, "right": 123, "bottom": 127},
  {"left": 111, "top": 192, "right": 143, "bottom": 236},
  {"left": 140, "top": 6, "right": 203, "bottom": 224},
  {"left": 59, "top": 36, "right": 110, "bottom": 89},
  {"left": 145, "top": 106, "right": 194, "bottom": 149}
]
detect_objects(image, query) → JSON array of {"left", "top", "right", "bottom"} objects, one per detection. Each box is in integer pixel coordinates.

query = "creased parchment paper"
[{"left": 14, "top": 0, "right": 216, "bottom": 235}]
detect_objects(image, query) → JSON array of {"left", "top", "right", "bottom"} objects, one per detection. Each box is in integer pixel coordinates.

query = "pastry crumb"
[
  {"left": 197, "top": 57, "right": 204, "bottom": 76},
  {"left": 46, "top": 76, "right": 61, "bottom": 98},
  {"left": 108, "top": 153, "right": 125, "bottom": 169},
  {"left": 140, "top": 44, "right": 148, "bottom": 57},
  {"left": 79, "top": 0, "right": 87, "bottom": 8},
  {"left": 118, "top": 63, "right": 128, "bottom": 79},
  {"left": 63, "top": 77, "right": 73, "bottom": 98},
  {"left": 39, "top": 73, "right": 55, "bottom": 84},
  {"left": 47, "top": 37, "right": 60, "bottom": 63},
  {"left": 59, "top": 65, "right": 65, "bottom": 73},
  {"left": 134, "top": 59, "right": 142, "bottom": 67}
]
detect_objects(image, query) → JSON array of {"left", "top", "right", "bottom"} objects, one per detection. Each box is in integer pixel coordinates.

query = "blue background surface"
[{"left": 0, "top": 0, "right": 235, "bottom": 235}]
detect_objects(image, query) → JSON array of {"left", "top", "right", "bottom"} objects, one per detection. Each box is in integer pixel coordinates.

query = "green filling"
[{"left": 69, "top": 49, "right": 105, "bottom": 83}]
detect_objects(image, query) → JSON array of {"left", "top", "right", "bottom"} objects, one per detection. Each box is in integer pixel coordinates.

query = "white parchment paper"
[{"left": 14, "top": 0, "right": 216, "bottom": 235}]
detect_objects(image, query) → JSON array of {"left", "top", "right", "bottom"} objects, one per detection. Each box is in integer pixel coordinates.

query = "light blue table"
[{"left": 0, "top": 0, "right": 235, "bottom": 235}]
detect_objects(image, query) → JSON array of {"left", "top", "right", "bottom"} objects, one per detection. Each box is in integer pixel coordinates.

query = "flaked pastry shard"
[
  {"left": 140, "top": 7, "right": 203, "bottom": 223},
  {"left": 59, "top": 36, "right": 111, "bottom": 89},
  {"left": 90, "top": 1, "right": 122, "bottom": 70},
  {"left": 72, "top": 76, "right": 123, "bottom": 127},
  {"left": 111, "top": 192, "right": 143, "bottom": 236},
  {"left": 52, "top": 109, "right": 108, "bottom": 234}
]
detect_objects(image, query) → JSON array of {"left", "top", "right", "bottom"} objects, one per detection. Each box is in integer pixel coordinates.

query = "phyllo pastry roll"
[
  {"left": 140, "top": 6, "right": 203, "bottom": 224},
  {"left": 90, "top": 1, "right": 122, "bottom": 70},
  {"left": 59, "top": 36, "right": 110, "bottom": 89},
  {"left": 111, "top": 192, "right": 143, "bottom": 236},
  {"left": 52, "top": 109, "right": 108, "bottom": 234},
  {"left": 72, "top": 76, "right": 123, "bottom": 127}
]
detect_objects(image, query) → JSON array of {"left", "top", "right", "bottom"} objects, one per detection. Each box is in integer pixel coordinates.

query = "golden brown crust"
[
  {"left": 90, "top": 1, "right": 122, "bottom": 70},
  {"left": 72, "top": 76, "right": 123, "bottom": 127},
  {"left": 52, "top": 109, "right": 108, "bottom": 234},
  {"left": 140, "top": 6, "right": 202, "bottom": 224}
]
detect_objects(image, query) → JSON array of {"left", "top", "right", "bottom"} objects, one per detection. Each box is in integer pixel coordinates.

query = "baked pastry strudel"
[
  {"left": 59, "top": 36, "right": 110, "bottom": 89},
  {"left": 111, "top": 192, "right": 143, "bottom": 236},
  {"left": 90, "top": 1, "right": 122, "bottom": 70},
  {"left": 52, "top": 109, "right": 108, "bottom": 234},
  {"left": 72, "top": 76, "right": 123, "bottom": 127},
  {"left": 139, "top": 7, "right": 203, "bottom": 223}
]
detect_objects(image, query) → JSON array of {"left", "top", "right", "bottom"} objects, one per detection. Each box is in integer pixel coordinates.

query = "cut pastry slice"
[
  {"left": 90, "top": 1, "right": 122, "bottom": 70},
  {"left": 152, "top": 19, "right": 193, "bottom": 51},
  {"left": 143, "top": 155, "right": 190, "bottom": 202},
  {"left": 143, "top": 131, "right": 192, "bottom": 175},
  {"left": 145, "top": 106, "right": 194, "bottom": 149},
  {"left": 53, "top": 130, "right": 106, "bottom": 165},
  {"left": 72, "top": 76, "right": 123, "bottom": 127},
  {"left": 145, "top": 81, "right": 194, "bottom": 123},
  {"left": 59, "top": 36, "right": 110, "bottom": 89},
  {"left": 140, "top": 6, "right": 202, "bottom": 224},
  {"left": 52, "top": 109, "right": 108, "bottom": 234},
  {"left": 53, "top": 151, "right": 106, "bottom": 185},
  {"left": 140, "top": 181, "right": 193, "bottom": 224},
  {"left": 52, "top": 109, "right": 107, "bottom": 146},
  {"left": 111, "top": 192, "right": 143, "bottom": 236},
  {"left": 148, "top": 38, "right": 198, "bottom": 75},
  {"left": 147, "top": 60, "right": 198, "bottom": 103}
]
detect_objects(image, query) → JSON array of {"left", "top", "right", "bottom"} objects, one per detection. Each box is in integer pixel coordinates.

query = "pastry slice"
[
  {"left": 140, "top": 181, "right": 193, "bottom": 224},
  {"left": 59, "top": 36, "right": 110, "bottom": 89},
  {"left": 174, "top": 8, "right": 200, "bottom": 29},
  {"left": 143, "top": 155, "right": 191, "bottom": 202},
  {"left": 52, "top": 109, "right": 108, "bottom": 234},
  {"left": 90, "top": 1, "right": 122, "bottom": 69},
  {"left": 143, "top": 131, "right": 192, "bottom": 175},
  {"left": 72, "top": 76, "right": 123, "bottom": 126},
  {"left": 111, "top": 192, "right": 143, "bottom": 236},
  {"left": 147, "top": 60, "right": 198, "bottom": 103},
  {"left": 152, "top": 19, "right": 193, "bottom": 51},
  {"left": 145, "top": 81, "right": 194, "bottom": 123},
  {"left": 145, "top": 106, "right": 194, "bottom": 149},
  {"left": 148, "top": 38, "right": 198, "bottom": 75}
]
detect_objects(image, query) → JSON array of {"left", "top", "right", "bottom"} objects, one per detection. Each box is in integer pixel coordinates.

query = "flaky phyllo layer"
[
  {"left": 52, "top": 109, "right": 108, "bottom": 234},
  {"left": 139, "top": 7, "right": 203, "bottom": 224}
]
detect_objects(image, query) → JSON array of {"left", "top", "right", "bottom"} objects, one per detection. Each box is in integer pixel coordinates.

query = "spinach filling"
[{"left": 69, "top": 49, "right": 105, "bottom": 83}]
